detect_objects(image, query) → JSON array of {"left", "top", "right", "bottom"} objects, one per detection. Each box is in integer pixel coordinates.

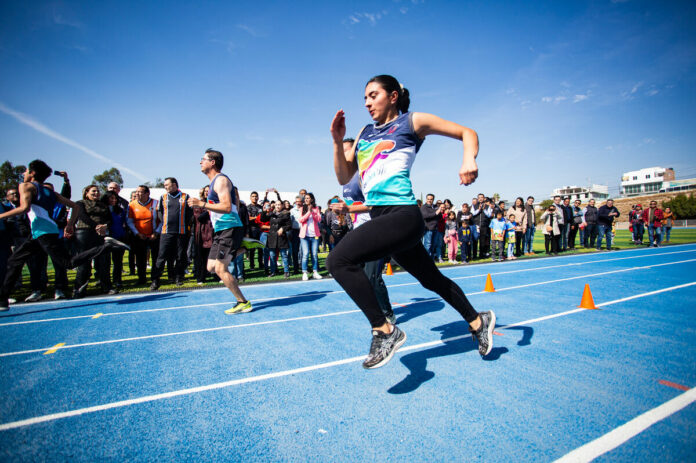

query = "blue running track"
[{"left": 1, "top": 244, "right": 695, "bottom": 461}]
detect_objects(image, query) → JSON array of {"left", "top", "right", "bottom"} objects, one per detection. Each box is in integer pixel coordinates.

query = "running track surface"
[{"left": 1, "top": 245, "right": 695, "bottom": 462}]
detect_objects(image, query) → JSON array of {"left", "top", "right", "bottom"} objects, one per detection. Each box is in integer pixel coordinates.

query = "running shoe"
[
  {"left": 104, "top": 236, "right": 130, "bottom": 251},
  {"left": 312, "top": 271, "right": 323, "bottom": 280},
  {"left": 25, "top": 291, "right": 43, "bottom": 302},
  {"left": 302, "top": 272, "right": 309, "bottom": 281},
  {"left": 54, "top": 290, "right": 67, "bottom": 300},
  {"left": 241, "top": 237, "right": 264, "bottom": 250},
  {"left": 363, "top": 325, "right": 407, "bottom": 369},
  {"left": 469, "top": 311, "right": 496, "bottom": 357},
  {"left": 224, "top": 300, "right": 252, "bottom": 314}
]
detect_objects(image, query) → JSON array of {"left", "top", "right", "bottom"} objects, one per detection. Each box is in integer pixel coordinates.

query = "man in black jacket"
[
  {"left": 421, "top": 194, "right": 442, "bottom": 261},
  {"left": 597, "top": 199, "right": 620, "bottom": 251},
  {"left": 582, "top": 199, "right": 599, "bottom": 248}
]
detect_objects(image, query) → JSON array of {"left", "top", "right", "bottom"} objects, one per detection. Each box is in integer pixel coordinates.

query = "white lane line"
[
  {"left": 2, "top": 249, "right": 694, "bottom": 328},
  {"left": 554, "top": 387, "right": 696, "bottom": 463},
  {"left": 1, "top": 281, "right": 693, "bottom": 432},
  {"left": 2, "top": 259, "right": 695, "bottom": 358}
]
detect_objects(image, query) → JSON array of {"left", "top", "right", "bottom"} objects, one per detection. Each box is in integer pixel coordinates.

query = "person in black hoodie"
[
  {"left": 596, "top": 199, "right": 620, "bottom": 250},
  {"left": 261, "top": 200, "right": 293, "bottom": 277},
  {"left": 582, "top": 199, "right": 599, "bottom": 248},
  {"left": 560, "top": 197, "right": 573, "bottom": 251}
]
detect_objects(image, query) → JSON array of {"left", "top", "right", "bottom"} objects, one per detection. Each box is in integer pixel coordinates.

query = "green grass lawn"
[{"left": 13, "top": 228, "right": 696, "bottom": 302}]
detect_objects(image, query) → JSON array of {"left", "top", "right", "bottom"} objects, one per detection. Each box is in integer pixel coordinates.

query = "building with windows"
[
  {"left": 621, "top": 167, "right": 675, "bottom": 197},
  {"left": 659, "top": 178, "right": 696, "bottom": 194},
  {"left": 551, "top": 184, "right": 609, "bottom": 202}
]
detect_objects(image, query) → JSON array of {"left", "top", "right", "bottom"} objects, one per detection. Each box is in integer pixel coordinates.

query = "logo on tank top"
[{"left": 356, "top": 139, "right": 396, "bottom": 180}]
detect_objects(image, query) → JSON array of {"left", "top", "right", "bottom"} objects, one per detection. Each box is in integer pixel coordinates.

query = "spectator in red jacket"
[{"left": 642, "top": 200, "right": 664, "bottom": 247}]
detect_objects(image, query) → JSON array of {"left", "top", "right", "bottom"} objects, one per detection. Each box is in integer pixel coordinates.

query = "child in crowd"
[
  {"left": 444, "top": 211, "right": 459, "bottom": 263},
  {"left": 506, "top": 213, "right": 518, "bottom": 260},
  {"left": 489, "top": 210, "right": 506, "bottom": 262},
  {"left": 459, "top": 221, "right": 472, "bottom": 264}
]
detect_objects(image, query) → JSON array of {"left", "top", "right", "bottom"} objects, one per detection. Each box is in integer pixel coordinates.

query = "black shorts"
[{"left": 210, "top": 227, "right": 244, "bottom": 261}]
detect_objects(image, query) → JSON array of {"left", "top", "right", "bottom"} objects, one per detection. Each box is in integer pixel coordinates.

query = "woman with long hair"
[
  {"left": 73, "top": 185, "right": 112, "bottom": 297},
  {"left": 192, "top": 186, "right": 214, "bottom": 284},
  {"left": 328, "top": 74, "right": 494, "bottom": 369},
  {"left": 509, "top": 197, "right": 528, "bottom": 257},
  {"left": 298, "top": 192, "right": 323, "bottom": 281}
]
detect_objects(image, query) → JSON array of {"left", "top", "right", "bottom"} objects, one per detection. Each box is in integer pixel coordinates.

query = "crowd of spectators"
[{"left": 0, "top": 171, "right": 677, "bottom": 303}]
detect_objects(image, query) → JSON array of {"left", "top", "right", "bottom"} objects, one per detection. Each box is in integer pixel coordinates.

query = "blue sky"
[{"left": 1, "top": 0, "right": 695, "bottom": 205}]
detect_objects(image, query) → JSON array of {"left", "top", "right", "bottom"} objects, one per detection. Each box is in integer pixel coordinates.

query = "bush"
[{"left": 662, "top": 193, "right": 696, "bottom": 219}]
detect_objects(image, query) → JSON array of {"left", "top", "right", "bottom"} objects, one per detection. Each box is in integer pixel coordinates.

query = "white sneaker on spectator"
[
  {"left": 25, "top": 291, "right": 42, "bottom": 302},
  {"left": 8, "top": 298, "right": 16, "bottom": 304},
  {"left": 302, "top": 272, "right": 309, "bottom": 281},
  {"left": 54, "top": 290, "right": 67, "bottom": 300},
  {"left": 313, "top": 271, "right": 323, "bottom": 280}
]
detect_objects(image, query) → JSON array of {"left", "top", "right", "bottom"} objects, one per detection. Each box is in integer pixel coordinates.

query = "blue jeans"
[
  {"left": 560, "top": 223, "right": 569, "bottom": 250},
  {"left": 663, "top": 226, "right": 672, "bottom": 242},
  {"left": 648, "top": 224, "right": 662, "bottom": 246},
  {"left": 228, "top": 253, "right": 245, "bottom": 279},
  {"left": 301, "top": 236, "right": 319, "bottom": 272},
  {"left": 422, "top": 229, "right": 437, "bottom": 260},
  {"left": 596, "top": 224, "right": 613, "bottom": 249},
  {"left": 469, "top": 225, "right": 480, "bottom": 258},
  {"left": 523, "top": 225, "right": 536, "bottom": 253},
  {"left": 268, "top": 248, "right": 289, "bottom": 274},
  {"left": 632, "top": 222, "right": 644, "bottom": 243},
  {"left": 460, "top": 239, "right": 472, "bottom": 262}
]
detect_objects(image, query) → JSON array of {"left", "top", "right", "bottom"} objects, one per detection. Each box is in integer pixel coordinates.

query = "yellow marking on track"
[
  {"left": 43, "top": 343, "right": 65, "bottom": 355},
  {"left": 91, "top": 313, "right": 103, "bottom": 319}
]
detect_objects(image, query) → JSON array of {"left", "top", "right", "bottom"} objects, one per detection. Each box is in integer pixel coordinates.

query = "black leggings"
[{"left": 326, "top": 205, "right": 478, "bottom": 328}]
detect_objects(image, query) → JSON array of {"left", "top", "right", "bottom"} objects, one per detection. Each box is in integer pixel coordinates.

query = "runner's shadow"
[
  {"left": 393, "top": 298, "right": 445, "bottom": 324},
  {"left": 502, "top": 325, "right": 533, "bottom": 345},
  {"left": 0, "top": 292, "right": 185, "bottom": 318},
  {"left": 388, "top": 321, "right": 509, "bottom": 395},
  {"left": 251, "top": 291, "right": 330, "bottom": 311}
]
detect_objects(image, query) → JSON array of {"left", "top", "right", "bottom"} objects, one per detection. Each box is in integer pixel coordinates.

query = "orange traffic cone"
[
  {"left": 386, "top": 263, "right": 393, "bottom": 276},
  {"left": 484, "top": 273, "right": 495, "bottom": 292},
  {"left": 578, "top": 284, "right": 598, "bottom": 309}
]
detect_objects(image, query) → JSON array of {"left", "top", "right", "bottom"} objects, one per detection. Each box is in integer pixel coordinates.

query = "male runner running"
[
  {"left": 187, "top": 149, "right": 252, "bottom": 314},
  {"left": 0, "top": 160, "right": 128, "bottom": 311}
]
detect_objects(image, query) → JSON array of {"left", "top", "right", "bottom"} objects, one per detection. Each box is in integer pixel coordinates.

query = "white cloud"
[
  {"left": 630, "top": 82, "right": 643, "bottom": 94},
  {"left": 236, "top": 24, "right": 265, "bottom": 38},
  {"left": 573, "top": 93, "right": 589, "bottom": 103},
  {"left": 0, "top": 101, "right": 148, "bottom": 181},
  {"left": 646, "top": 89, "right": 659, "bottom": 96},
  {"left": 210, "top": 38, "right": 235, "bottom": 54},
  {"left": 52, "top": 13, "right": 83, "bottom": 29},
  {"left": 541, "top": 96, "right": 553, "bottom": 103}
]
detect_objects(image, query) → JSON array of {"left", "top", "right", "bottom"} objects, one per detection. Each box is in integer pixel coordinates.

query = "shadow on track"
[
  {"left": 0, "top": 292, "right": 186, "bottom": 319},
  {"left": 251, "top": 291, "right": 330, "bottom": 311},
  {"left": 388, "top": 319, "right": 532, "bottom": 395},
  {"left": 393, "top": 298, "right": 445, "bottom": 324}
]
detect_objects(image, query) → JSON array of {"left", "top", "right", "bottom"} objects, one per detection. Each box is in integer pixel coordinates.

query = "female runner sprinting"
[{"left": 327, "top": 75, "right": 495, "bottom": 369}]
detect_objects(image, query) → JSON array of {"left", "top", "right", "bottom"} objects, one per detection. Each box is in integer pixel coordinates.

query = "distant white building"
[
  {"left": 621, "top": 167, "right": 675, "bottom": 197},
  {"left": 659, "top": 178, "right": 696, "bottom": 194},
  {"left": 551, "top": 184, "right": 609, "bottom": 202}
]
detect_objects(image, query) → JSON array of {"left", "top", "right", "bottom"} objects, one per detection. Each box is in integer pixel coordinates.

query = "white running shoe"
[
  {"left": 25, "top": 291, "right": 42, "bottom": 302},
  {"left": 54, "top": 290, "right": 67, "bottom": 300},
  {"left": 313, "top": 271, "right": 323, "bottom": 280},
  {"left": 302, "top": 272, "right": 309, "bottom": 281}
]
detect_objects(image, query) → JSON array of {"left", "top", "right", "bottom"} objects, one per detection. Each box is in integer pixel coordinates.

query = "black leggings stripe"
[{"left": 326, "top": 205, "right": 478, "bottom": 328}]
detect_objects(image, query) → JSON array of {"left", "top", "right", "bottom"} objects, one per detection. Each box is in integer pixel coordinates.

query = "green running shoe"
[{"left": 225, "top": 300, "right": 253, "bottom": 314}]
